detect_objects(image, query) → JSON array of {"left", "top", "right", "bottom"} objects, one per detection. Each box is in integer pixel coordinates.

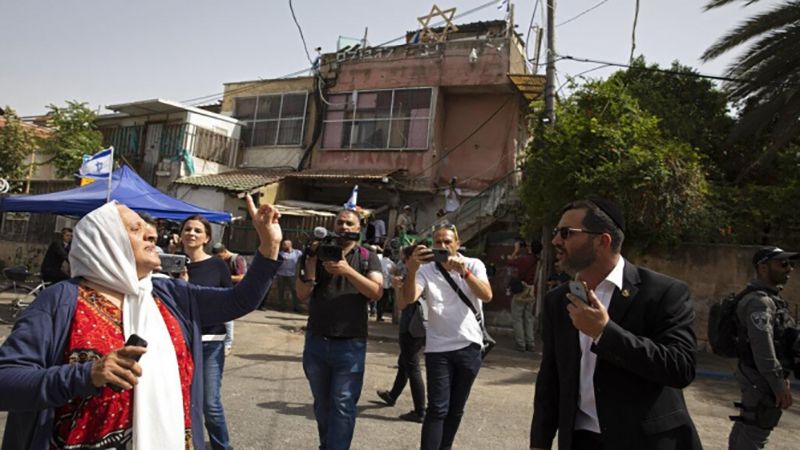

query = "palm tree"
[{"left": 701, "top": 0, "right": 800, "bottom": 183}]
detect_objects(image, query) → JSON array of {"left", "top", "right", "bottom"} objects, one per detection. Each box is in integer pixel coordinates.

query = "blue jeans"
[
  {"left": 303, "top": 334, "right": 367, "bottom": 450},
  {"left": 203, "top": 341, "right": 230, "bottom": 450},
  {"left": 421, "top": 343, "right": 482, "bottom": 450}
]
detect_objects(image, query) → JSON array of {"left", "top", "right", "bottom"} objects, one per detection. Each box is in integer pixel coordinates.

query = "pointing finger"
[{"left": 245, "top": 193, "right": 258, "bottom": 220}]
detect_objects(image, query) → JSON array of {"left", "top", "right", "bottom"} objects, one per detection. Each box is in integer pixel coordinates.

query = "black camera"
[
  {"left": 305, "top": 227, "right": 359, "bottom": 261},
  {"left": 317, "top": 244, "right": 344, "bottom": 262}
]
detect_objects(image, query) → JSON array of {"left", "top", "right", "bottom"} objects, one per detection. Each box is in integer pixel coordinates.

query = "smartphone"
[
  {"left": 568, "top": 280, "right": 590, "bottom": 305},
  {"left": 432, "top": 248, "right": 449, "bottom": 263},
  {"left": 159, "top": 253, "right": 187, "bottom": 273},
  {"left": 109, "top": 334, "right": 148, "bottom": 392}
]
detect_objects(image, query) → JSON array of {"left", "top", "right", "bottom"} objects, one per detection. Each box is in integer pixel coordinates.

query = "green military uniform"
[{"left": 729, "top": 280, "right": 795, "bottom": 449}]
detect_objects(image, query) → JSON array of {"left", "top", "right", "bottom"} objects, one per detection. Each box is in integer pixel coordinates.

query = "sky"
[{"left": 0, "top": 0, "right": 775, "bottom": 117}]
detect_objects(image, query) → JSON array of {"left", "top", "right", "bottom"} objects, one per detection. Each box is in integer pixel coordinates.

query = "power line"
[
  {"left": 559, "top": 54, "right": 800, "bottom": 87},
  {"left": 556, "top": 64, "right": 611, "bottom": 94},
  {"left": 392, "top": 96, "right": 513, "bottom": 191},
  {"left": 629, "top": 0, "right": 640, "bottom": 64},
  {"left": 556, "top": 0, "right": 611, "bottom": 28},
  {"left": 288, "top": 0, "right": 314, "bottom": 65},
  {"left": 181, "top": 0, "right": 503, "bottom": 106}
]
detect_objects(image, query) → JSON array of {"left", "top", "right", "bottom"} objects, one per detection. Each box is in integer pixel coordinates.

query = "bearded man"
[{"left": 529, "top": 199, "right": 702, "bottom": 450}]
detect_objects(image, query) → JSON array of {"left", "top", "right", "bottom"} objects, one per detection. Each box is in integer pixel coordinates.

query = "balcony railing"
[{"left": 101, "top": 123, "right": 239, "bottom": 167}]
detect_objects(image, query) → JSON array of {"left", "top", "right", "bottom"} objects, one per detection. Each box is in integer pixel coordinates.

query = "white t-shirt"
[
  {"left": 415, "top": 256, "right": 487, "bottom": 353},
  {"left": 443, "top": 187, "right": 462, "bottom": 213}
]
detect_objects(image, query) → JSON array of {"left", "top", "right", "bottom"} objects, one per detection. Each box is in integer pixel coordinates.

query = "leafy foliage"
[
  {"left": 42, "top": 101, "right": 103, "bottom": 179},
  {"left": 0, "top": 107, "right": 40, "bottom": 191},
  {"left": 520, "top": 79, "right": 712, "bottom": 248},
  {"left": 610, "top": 57, "right": 740, "bottom": 182}
]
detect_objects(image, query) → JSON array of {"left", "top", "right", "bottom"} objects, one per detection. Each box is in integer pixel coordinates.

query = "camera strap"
[{"left": 435, "top": 262, "right": 482, "bottom": 324}]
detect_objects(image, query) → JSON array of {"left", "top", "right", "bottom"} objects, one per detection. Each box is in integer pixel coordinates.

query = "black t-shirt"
[
  {"left": 186, "top": 256, "right": 233, "bottom": 336},
  {"left": 306, "top": 246, "right": 382, "bottom": 338}
]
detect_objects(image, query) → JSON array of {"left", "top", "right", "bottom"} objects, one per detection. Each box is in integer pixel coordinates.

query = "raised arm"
[{"left": 195, "top": 195, "right": 282, "bottom": 325}]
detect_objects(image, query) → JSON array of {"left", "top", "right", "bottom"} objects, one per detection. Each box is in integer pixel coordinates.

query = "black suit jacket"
[{"left": 530, "top": 259, "right": 702, "bottom": 450}]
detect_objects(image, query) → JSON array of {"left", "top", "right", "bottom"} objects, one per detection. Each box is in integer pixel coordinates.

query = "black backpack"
[{"left": 707, "top": 287, "right": 759, "bottom": 357}]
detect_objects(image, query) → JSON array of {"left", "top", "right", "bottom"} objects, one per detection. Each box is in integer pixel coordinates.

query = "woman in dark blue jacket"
[{"left": 0, "top": 194, "right": 281, "bottom": 450}]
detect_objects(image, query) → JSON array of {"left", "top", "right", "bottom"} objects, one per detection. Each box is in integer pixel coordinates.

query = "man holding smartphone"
[
  {"left": 400, "top": 222, "right": 493, "bottom": 450},
  {"left": 530, "top": 199, "right": 701, "bottom": 450},
  {"left": 295, "top": 209, "right": 383, "bottom": 450}
]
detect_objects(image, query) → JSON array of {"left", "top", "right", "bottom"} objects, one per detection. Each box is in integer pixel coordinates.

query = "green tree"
[
  {"left": 521, "top": 79, "right": 712, "bottom": 248},
  {"left": 43, "top": 101, "right": 103, "bottom": 178},
  {"left": 702, "top": 0, "right": 800, "bottom": 183},
  {"left": 610, "top": 57, "right": 738, "bottom": 182},
  {"left": 0, "top": 107, "right": 40, "bottom": 190}
]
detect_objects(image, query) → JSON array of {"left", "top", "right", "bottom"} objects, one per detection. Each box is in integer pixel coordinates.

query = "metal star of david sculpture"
[{"left": 417, "top": 4, "right": 458, "bottom": 43}]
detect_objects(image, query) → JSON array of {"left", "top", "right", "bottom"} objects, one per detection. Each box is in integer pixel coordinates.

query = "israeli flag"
[
  {"left": 343, "top": 185, "right": 359, "bottom": 210},
  {"left": 78, "top": 147, "right": 113, "bottom": 179}
]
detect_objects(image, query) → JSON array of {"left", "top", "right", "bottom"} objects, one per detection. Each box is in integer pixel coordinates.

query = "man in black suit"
[
  {"left": 40, "top": 227, "right": 72, "bottom": 283},
  {"left": 530, "top": 199, "right": 702, "bottom": 450}
]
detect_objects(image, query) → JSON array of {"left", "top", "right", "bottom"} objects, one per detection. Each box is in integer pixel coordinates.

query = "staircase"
[{"left": 422, "top": 170, "right": 520, "bottom": 244}]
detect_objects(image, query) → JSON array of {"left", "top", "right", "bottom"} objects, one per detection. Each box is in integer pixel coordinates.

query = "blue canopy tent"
[{"left": 0, "top": 165, "right": 231, "bottom": 223}]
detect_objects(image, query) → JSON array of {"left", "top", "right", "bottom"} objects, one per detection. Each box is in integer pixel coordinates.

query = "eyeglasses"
[
  {"left": 780, "top": 260, "right": 796, "bottom": 269},
  {"left": 552, "top": 226, "right": 604, "bottom": 240}
]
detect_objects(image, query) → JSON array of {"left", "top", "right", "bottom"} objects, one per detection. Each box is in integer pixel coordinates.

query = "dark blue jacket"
[{"left": 0, "top": 252, "right": 279, "bottom": 450}]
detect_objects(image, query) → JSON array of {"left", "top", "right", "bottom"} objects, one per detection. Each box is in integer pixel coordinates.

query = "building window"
[
  {"left": 233, "top": 92, "right": 308, "bottom": 147},
  {"left": 322, "top": 88, "right": 432, "bottom": 150}
]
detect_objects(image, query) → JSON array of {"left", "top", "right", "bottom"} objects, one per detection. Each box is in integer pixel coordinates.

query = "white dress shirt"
[{"left": 574, "top": 257, "right": 625, "bottom": 433}]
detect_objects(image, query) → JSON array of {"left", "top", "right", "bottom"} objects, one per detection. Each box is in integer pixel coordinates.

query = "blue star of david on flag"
[{"left": 78, "top": 148, "right": 113, "bottom": 179}]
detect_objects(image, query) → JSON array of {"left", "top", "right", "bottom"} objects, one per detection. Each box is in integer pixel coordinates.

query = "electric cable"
[
  {"left": 556, "top": 0, "right": 611, "bottom": 28},
  {"left": 289, "top": 0, "right": 314, "bottom": 65},
  {"left": 181, "top": 0, "right": 504, "bottom": 106}
]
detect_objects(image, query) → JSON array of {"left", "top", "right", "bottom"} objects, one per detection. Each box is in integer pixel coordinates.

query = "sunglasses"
[
  {"left": 780, "top": 260, "right": 796, "bottom": 269},
  {"left": 552, "top": 226, "right": 604, "bottom": 240},
  {"left": 432, "top": 222, "right": 459, "bottom": 240}
]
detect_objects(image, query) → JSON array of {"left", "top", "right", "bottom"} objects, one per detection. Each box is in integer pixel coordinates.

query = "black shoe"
[
  {"left": 526, "top": 345, "right": 535, "bottom": 352},
  {"left": 515, "top": 345, "right": 526, "bottom": 352},
  {"left": 399, "top": 411, "right": 424, "bottom": 423},
  {"left": 377, "top": 390, "right": 395, "bottom": 406}
]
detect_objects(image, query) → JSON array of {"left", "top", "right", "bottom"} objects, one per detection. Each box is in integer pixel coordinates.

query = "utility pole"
[
  {"left": 536, "top": 0, "right": 557, "bottom": 327},
  {"left": 543, "top": 0, "right": 556, "bottom": 125}
]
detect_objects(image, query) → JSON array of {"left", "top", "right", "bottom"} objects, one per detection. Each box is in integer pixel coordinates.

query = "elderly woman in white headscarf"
[{"left": 0, "top": 194, "right": 281, "bottom": 450}]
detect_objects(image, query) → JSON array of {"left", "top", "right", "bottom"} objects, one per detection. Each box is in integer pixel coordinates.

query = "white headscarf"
[{"left": 70, "top": 201, "right": 184, "bottom": 450}]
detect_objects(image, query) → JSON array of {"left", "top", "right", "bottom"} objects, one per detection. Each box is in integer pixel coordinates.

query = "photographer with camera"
[
  {"left": 296, "top": 209, "right": 383, "bottom": 450},
  {"left": 728, "top": 247, "right": 800, "bottom": 449},
  {"left": 400, "top": 222, "right": 492, "bottom": 450}
]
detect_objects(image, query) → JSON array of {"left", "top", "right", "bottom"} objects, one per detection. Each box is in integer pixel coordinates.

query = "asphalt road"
[{"left": 1, "top": 307, "right": 799, "bottom": 449}]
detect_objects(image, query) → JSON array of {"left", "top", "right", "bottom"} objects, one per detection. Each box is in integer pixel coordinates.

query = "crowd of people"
[{"left": 1, "top": 196, "right": 798, "bottom": 450}]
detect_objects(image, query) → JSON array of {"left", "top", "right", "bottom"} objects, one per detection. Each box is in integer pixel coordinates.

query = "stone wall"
[{"left": 629, "top": 243, "right": 800, "bottom": 351}]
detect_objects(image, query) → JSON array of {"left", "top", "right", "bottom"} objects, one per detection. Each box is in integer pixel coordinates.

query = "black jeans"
[
  {"left": 421, "top": 343, "right": 482, "bottom": 450},
  {"left": 389, "top": 332, "right": 426, "bottom": 415},
  {"left": 377, "top": 288, "right": 393, "bottom": 320}
]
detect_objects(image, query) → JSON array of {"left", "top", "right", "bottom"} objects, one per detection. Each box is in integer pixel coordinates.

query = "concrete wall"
[
  {"left": 220, "top": 77, "right": 317, "bottom": 170},
  {"left": 629, "top": 244, "right": 800, "bottom": 350},
  {"left": 0, "top": 241, "right": 48, "bottom": 272}
]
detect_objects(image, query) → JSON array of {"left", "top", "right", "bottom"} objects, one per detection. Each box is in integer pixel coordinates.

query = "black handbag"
[{"left": 435, "top": 263, "right": 496, "bottom": 359}]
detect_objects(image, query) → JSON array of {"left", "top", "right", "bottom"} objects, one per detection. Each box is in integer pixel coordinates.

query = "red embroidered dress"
[{"left": 51, "top": 286, "right": 194, "bottom": 450}]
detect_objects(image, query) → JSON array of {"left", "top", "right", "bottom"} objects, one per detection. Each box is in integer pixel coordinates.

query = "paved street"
[{"left": 1, "top": 305, "right": 800, "bottom": 449}]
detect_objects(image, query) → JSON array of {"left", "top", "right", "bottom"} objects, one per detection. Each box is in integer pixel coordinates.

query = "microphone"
[
  {"left": 313, "top": 226, "right": 329, "bottom": 240},
  {"left": 312, "top": 227, "right": 359, "bottom": 242}
]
